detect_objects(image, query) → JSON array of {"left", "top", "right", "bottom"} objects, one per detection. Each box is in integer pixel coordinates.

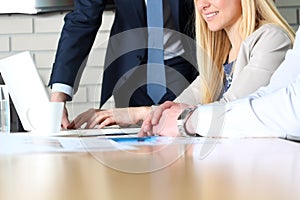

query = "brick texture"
[{"left": 0, "top": 11, "right": 113, "bottom": 119}]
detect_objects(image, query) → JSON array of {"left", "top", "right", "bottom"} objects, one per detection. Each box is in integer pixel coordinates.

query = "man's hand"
[
  {"left": 68, "top": 107, "right": 151, "bottom": 129},
  {"left": 138, "top": 101, "right": 190, "bottom": 137}
]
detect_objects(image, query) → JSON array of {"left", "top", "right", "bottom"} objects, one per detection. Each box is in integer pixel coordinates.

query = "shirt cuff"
[
  {"left": 51, "top": 83, "right": 73, "bottom": 101},
  {"left": 193, "top": 103, "right": 228, "bottom": 137},
  {"left": 190, "top": 100, "right": 286, "bottom": 138}
]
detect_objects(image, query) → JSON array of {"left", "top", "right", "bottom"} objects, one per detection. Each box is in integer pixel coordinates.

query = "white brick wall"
[
  {"left": 0, "top": 1, "right": 299, "bottom": 122},
  {"left": 0, "top": 37, "right": 9, "bottom": 51},
  {"left": 0, "top": 17, "right": 33, "bottom": 34},
  {"left": 0, "top": 11, "right": 114, "bottom": 120}
]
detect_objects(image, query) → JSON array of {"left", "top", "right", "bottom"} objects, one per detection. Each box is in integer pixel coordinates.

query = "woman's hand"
[
  {"left": 138, "top": 101, "right": 190, "bottom": 136},
  {"left": 68, "top": 107, "right": 151, "bottom": 129}
]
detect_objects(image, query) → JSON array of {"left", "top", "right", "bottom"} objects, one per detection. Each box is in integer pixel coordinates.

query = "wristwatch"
[{"left": 177, "top": 107, "right": 197, "bottom": 137}]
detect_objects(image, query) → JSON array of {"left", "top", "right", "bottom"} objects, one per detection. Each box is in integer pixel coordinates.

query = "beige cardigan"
[{"left": 175, "top": 24, "right": 293, "bottom": 105}]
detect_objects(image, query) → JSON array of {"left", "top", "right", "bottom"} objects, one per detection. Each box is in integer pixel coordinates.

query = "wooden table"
[{"left": 1, "top": 137, "right": 300, "bottom": 200}]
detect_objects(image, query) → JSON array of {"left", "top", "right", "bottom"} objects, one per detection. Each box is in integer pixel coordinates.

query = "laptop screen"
[{"left": 0, "top": 51, "right": 50, "bottom": 130}]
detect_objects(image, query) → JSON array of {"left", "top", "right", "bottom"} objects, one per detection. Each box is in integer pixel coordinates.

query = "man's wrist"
[
  {"left": 51, "top": 83, "right": 73, "bottom": 101},
  {"left": 50, "top": 91, "right": 68, "bottom": 102}
]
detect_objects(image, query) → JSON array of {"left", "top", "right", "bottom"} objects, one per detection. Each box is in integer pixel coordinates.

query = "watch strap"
[{"left": 177, "top": 107, "right": 197, "bottom": 137}]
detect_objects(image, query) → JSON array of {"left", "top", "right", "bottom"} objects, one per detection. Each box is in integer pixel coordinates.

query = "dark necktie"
[{"left": 146, "top": 0, "right": 166, "bottom": 104}]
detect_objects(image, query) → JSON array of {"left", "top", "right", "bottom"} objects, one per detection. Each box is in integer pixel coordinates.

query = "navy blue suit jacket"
[{"left": 49, "top": 0, "right": 196, "bottom": 107}]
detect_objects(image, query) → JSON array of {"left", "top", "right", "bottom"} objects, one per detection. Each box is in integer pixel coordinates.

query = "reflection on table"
[{"left": 0, "top": 137, "right": 300, "bottom": 200}]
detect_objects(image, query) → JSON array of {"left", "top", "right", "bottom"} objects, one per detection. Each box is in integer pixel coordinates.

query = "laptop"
[
  {"left": 0, "top": 51, "right": 140, "bottom": 136},
  {"left": 0, "top": 51, "right": 50, "bottom": 131}
]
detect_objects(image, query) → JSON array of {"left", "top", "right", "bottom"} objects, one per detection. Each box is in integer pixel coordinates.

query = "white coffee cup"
[{"left": 26, "top": 102, "right": 64, "bottom": 134}]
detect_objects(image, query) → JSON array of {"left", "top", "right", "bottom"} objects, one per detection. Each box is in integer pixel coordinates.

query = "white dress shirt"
[{"left": 191, "top": 26, "right": 300, "bottom": 138}]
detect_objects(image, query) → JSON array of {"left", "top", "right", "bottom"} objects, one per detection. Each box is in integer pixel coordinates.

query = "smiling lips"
[{"left": 204, "top": 11, "right": 219, "bottom": 20}]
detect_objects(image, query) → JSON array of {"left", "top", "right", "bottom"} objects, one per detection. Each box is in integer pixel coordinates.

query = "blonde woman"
[
  {"left": 69, "top": 0, "right": 294, "bottom": 130},
  {"left": 140, "top": 26, "right": 300, "bottom": 137}
]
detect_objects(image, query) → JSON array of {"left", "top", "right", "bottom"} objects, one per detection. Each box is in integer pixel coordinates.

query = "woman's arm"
[{"left": 221, "top": 24, "right": 293, "bottom": 102}]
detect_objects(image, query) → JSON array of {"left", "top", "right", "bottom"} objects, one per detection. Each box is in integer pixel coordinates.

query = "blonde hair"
[{"left": 195, "top": 0, "right": 295, "bottom": 104}]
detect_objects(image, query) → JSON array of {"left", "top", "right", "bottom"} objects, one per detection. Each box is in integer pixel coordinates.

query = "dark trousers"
[{"left": 113, "top": 56, "right": 198, "bottom": 107}]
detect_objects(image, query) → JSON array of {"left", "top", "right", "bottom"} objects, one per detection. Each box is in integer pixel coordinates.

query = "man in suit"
[{"left": 49, "top": 0, "right": 198, "bottom": 128}]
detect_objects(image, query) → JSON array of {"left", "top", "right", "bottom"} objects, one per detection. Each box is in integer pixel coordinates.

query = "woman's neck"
[{"left": 225, "top": 18, "right": 243, "bottom": 63}]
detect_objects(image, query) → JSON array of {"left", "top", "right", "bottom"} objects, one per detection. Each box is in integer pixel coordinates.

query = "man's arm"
[
  {"left": 187, "top": 75, "right": 300, "bottom": 138},
  {"left": 48, "top": 0, "right": 107, "bottom": 127},
  {"left": 48, "top": 0, "right": 107, "bottom": 89}
]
